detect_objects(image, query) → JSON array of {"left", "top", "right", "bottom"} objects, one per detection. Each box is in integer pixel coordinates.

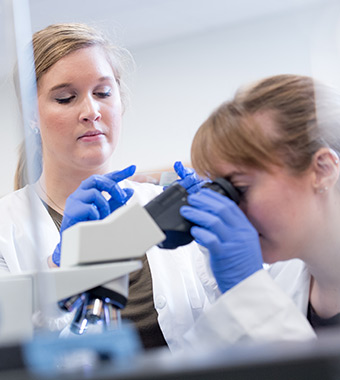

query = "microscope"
[
  {"left": 57, "top": 177, "right": 239, "bottom": 335},
  {"left": 0, "top": 178, "right": 239, "bottom": 343},
  {"left": 57, "top": 201, "right": 166, "bottom": 335}
]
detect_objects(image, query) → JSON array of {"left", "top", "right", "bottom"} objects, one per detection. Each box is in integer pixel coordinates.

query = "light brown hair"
[
  {"left": 191, "top": 74, "right": 340, "bottom": 179},
  {"left": 14, "top": 23, "right": 134, "bottom": 190}
]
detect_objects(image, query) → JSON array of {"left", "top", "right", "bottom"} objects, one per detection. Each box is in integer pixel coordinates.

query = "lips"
[{"left": 78, "top": 130, "right": 104, "bottom": 140}]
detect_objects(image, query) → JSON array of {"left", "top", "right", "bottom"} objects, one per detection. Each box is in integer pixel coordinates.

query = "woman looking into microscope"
[{"left": 180, "top": 74, "right": 340, "bottom": 348}]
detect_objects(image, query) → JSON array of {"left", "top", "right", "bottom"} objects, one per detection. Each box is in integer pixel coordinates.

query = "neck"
[
  {"left": 309, "top": 275, "right": 340, "bottom": 319},
  {"left": 38, "top": 160, "right": 112, "bottom": 213},
  {"left": 304, "top": 198, "right": 340, "bottom": 318}
]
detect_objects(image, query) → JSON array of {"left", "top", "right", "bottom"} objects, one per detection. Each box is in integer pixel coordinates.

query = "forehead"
[
  {"left": 38, "top": 46, "right": 114, "bottom": 87},
  {"left": 209, "top": 110, "right": 281, "bottom": 178},
  {"left": 210, "top": 156, "right": 244, "bottom": 178}
]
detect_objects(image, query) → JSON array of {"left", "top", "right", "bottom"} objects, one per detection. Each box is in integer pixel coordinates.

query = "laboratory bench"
[{"left": 1, "top": 327, "right": 340, "bottom": 380}]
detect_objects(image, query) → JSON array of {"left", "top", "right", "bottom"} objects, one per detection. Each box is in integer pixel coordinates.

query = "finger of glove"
[
  {"left": 91, "top": 176, "right": 129, "bottom": 206},
  {"left": 180, "top": 205, "right": 232, "bottom": 242},
  {"left": 192, "top": 226, "right": 261, "bottom": 292},
  {"left": 175, "top": 165, "right": 205, "bottom": 194},
  {"left": 188, "top": 191, "right": 259, "bottom": 242},
  {"left": 174, "top": 161, "right": 194, "bottom": 179},
  {"left": 177, "top": 174, "right": 198, "bottom": 189},
  {"left": 52, "top": 243, "right": 61, "bottom": 267},
  {"left": 78, "top": 173, "right": 127, "bottom": 196},
  {"left": 183, "top": 179, "right": 206, "bottom": 194},
  {"left": 107, "top": 181, "right": 132, "bottom": 205},
  {"left": 189, "top": 211, "right": 261, "bottom": 263},
  {"left": 187, "top": 189, "right": 249, "bottom": 228},
  {"left": 123, "top": 188, "right": 134, "bottom": 201},
  {"left": 78, "top": 165, "right": 136, "bottom": 193},
  {"left": 108, "top": 187, "right": 134, "bottom": 212},
  {"left": 67, "top": 189, "right": 110, "bottom": 219},
  {"left": 76, "top": 176, "right": 125, "bottom": 210},
  {"left": 61, "top": 203, "right": 101, "bottom": 232},
  {"left": 104, "top": 165, "right": 136, "bottom": 183},
  {"left": 190, "top": 225, "right": 224, "bottom": 256}
]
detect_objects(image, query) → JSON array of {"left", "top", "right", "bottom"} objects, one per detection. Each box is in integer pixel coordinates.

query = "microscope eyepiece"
[
  {"left": 202, "top": 177, "right": 240, "bottom": 204},
  {"left": 145, "top": 177, "right": 240, "bottom": 249}
]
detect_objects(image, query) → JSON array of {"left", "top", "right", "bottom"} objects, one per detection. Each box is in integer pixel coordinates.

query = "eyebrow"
[
  {"left": 49, "top": 76, "right": 115, "bottom": 93},
  {"left": 49, "top": 83, "right": 72, "bottom": 92}
]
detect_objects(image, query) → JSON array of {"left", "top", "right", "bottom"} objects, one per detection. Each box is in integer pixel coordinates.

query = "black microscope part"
[{"left": 144, "top": 177, "right": 240, "bottom": 249}]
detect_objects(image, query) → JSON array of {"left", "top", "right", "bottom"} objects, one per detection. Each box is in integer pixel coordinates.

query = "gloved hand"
[
  {"left": 170, "top": 161, "right": 206, "bottom": 194},
  {"left": 180, "top": 188, "right": 263, "bottom": 293},
  {"left": 52, "top": 165, "right": 136, "bottom": 266}
]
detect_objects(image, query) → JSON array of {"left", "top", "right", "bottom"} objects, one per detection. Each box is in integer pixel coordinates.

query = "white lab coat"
[
  {"left": 0, "top": 182, "right": 316, "bottom": 352},
  {"left": 182, "top": 255, "right": 316, "bottom": 351}
]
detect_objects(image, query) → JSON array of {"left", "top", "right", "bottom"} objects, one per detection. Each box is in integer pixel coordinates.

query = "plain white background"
[{"left": 1, "top": 0, "right": 340, "bottom": 196}]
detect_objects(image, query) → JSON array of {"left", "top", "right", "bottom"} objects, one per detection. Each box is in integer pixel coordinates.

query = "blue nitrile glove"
[
  {"left": 52, "top": 165, "right": 136, "bottom": 266},
  {"left": 169, "top": 161, "right": 206, "bottom": 194},
  {"left": 180, "top": 188, "right": 263, "bottom": 293}
]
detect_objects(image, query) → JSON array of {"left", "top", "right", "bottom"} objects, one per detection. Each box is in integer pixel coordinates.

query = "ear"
[
  {"left": 29, "top": 105, "right": 40, "bottom": 133},
  {"left": 29, "top": 119, "right": 38, "bottom": 130},
  {"left": 28, "top": 120, "right": 41, "bottom": 137},
  {"left": 29, "top": 107, "right": 41, "bottom": 135},
  {"left": 311, "top": 147, "right": 340, "bottom": 193}
]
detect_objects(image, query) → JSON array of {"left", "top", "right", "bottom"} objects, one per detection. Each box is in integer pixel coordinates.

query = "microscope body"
[
  {"left": 0, "top": 201, "right": 165, "bottom": 342},
  {"left": 58, "top": 201, "right": 165, "bottom": 334}
]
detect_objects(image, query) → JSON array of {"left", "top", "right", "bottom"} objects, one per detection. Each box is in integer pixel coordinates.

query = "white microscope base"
[{"left": 0, "top": 273, "right": 33, "bottom": 343}]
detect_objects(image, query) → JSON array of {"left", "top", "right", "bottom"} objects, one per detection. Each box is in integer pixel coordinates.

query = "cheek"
[
  {"left": 39, "top": 105, "right": 71, "bottom": 134},
  {"left": 103, "top": 104, "right": 122, "bottom": 133},
  {"left": 240, "top": 190, "right": 281, "bottom": 232},
  {"left": 244, "top": 185, "right": 308, "bottom": 242}
]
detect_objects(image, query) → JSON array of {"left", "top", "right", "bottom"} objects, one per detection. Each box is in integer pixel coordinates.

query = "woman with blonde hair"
[{"left": 0, "top": 22, "right": 215, "bottom": 351}]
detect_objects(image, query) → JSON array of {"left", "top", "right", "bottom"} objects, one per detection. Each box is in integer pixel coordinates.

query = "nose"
[{"left": 79, "top": 96, "right": 101, "bottom": 123}]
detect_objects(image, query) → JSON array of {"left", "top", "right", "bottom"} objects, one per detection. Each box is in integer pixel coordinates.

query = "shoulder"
[
  {"left": 0, "top": 186, "right": 31, "bottom": 213},
  {"left": 267, "top": 259, "right": 309, "bottom": 281},
  {"left": 0, "top": 185, "right": 58, "bottom": 273},
  {"left": 0, "top": 185, "right": 47, "bottom": 225},
  {"left": 267, "top": 259, "right": 311, "bottom": 313},
  {"left": 0, "top": 185, "right": 29, "bottom": 200}
]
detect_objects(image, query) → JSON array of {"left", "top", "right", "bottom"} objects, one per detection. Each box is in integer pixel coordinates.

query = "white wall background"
[{"left": 1, "top": 0, "right": 340, "bottom": 196}]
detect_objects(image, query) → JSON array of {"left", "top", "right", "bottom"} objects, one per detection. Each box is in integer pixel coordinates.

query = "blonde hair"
[
  {"left": 14, "top": 23, "right": 134, "bottom": 190},
  {"left": 191, "top": 74, "right": 340, "bottom": 179}
]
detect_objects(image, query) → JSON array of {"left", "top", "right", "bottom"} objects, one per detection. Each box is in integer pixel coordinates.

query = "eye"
[
  {"left": 234, "top": 186, "right": 248, "bottom": 197},
  {"left": 55, "top": 96, "right": 75, "bottom": 104},
  {"left": 94, "top": 89, "right": 112, "bottom": 98}
]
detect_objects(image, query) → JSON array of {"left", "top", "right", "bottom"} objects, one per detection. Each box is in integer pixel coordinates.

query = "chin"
[
  {"left": 262, "top": 257, "right": 277, "bottom": 265},
  {"left": 261, "top": 249, "right": 287, "bottom": 265},
  {"left": 79, "top": 154, "right": 111, "bottom": 170},
  {"left": 260, "top": 240, "right": 281, "bottom": 265}
]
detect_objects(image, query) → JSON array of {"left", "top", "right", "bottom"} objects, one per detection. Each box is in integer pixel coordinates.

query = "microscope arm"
[{"left": 60, "top": 201, "right": 165, "bottom": 267}]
